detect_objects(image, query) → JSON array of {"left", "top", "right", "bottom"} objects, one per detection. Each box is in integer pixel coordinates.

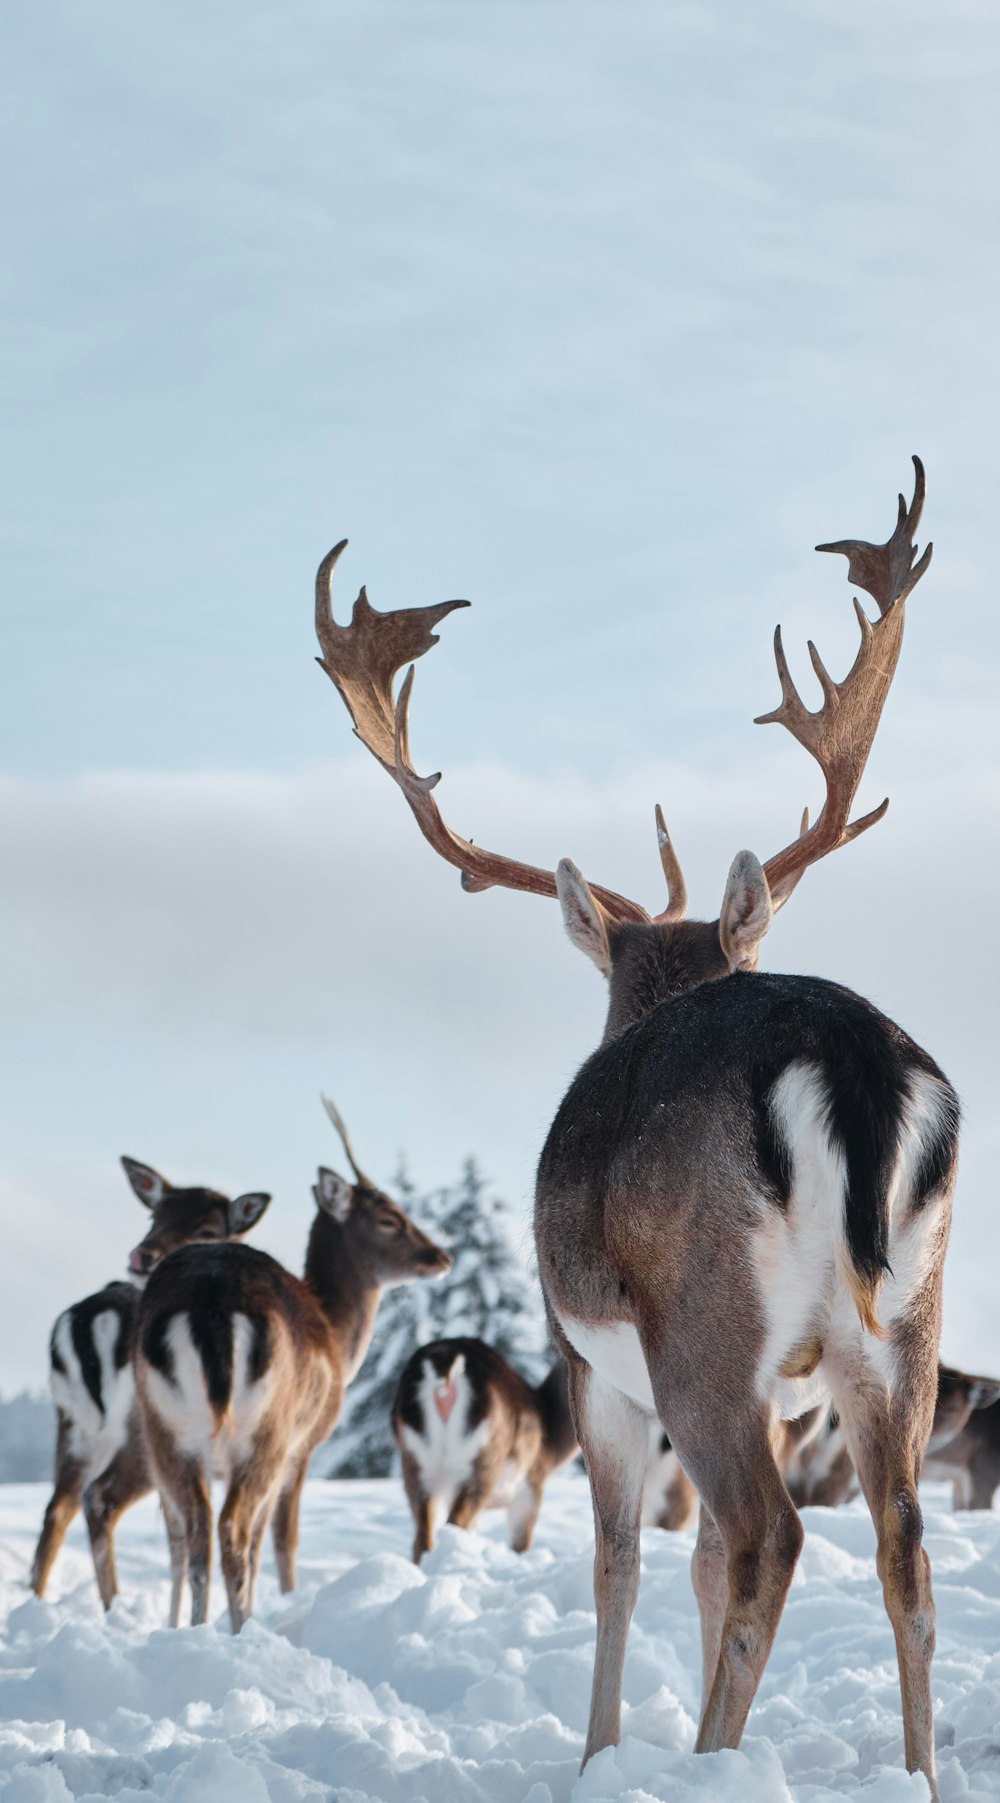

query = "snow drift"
[{"left": 1, "top": 1477, "right": 999, "bottom": 1801}]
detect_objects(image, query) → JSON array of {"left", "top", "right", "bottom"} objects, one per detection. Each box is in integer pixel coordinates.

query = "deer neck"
[
  {"left": 534, "top": 1361, "right": 577, "bottom": 1465},
  {"left": 602, "top": 919, "right": 732, "bottom": 1043},
  {"left": 303, "top": 1212, "right": 384, "bottom": 1383}
]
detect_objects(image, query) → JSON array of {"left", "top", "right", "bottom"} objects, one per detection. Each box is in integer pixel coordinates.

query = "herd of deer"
[{"left": 27, "top": 459, "right": 998, "bottom": 1798}]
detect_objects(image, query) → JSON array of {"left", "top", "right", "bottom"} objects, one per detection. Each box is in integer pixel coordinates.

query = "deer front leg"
[{"left": 570, "top": 1360, "right": 649, "bottom": 1766}]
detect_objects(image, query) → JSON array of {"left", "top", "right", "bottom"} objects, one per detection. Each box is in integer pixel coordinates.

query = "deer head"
[
  {"left": 122, "top": 1155, "right": 271, "bottom": 1277},
  {"left": 315, "top": 460, "right": 931, "bottom": 1039},
  {"left": 312, "top": 1095, "right": 452, "bottom": 1284}
]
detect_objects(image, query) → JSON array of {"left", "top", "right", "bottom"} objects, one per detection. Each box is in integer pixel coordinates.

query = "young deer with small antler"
[
  {"left": 31, "top": 1157, "right": 271, "bottom": 1607},
  {"left": 316, "top": 460, "right": 957, "bottom": 1796},
  {"left": 393, "top": 1339, "right": 577, "bottom": 1559},
  {"left": 135, "top": 1099, "right": 451, "bottom": 1630}
]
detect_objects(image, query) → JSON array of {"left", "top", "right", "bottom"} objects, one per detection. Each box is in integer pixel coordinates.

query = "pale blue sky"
[{"left": 2, "top": 1, "right": 999, "bottom": 1388}]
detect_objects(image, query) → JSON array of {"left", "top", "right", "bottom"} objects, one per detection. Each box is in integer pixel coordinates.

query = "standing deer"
[
  {"left": 31, "top": 1157, "right": 271, "bottom": 1606},
  {"left": 134, "top": 1097, "right": 452, "bottom": 1631},
  {"left": 315, "top": 459, "right": 958, "bottom": 1795},
  {"left": 393, "top": 1339, "right": 578, "bottom": 1559}
]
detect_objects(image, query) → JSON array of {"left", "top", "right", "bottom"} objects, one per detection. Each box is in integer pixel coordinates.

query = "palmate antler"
[
  {"left": 314, "top": 542, "right": 681, "bottom": 924},
  {"left": 315, "top": 459, "right": 930, "bottom": 922},
  {"left": 758, "top": 456, "right": 931, "bottom": 907}
]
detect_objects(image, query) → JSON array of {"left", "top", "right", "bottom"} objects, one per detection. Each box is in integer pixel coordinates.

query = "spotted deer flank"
[
  {"left": 317, "top": 458, "right": 956, "bottom": 1799},
  {"left": 134, "top": 1097, "right": 451, "bottom": 1632},
  {"left": 31, "top": 1156, "right": 271, "bottom": 1608},
  {"left": 393, "top": 1338, "right": 577, "bottom": 1558}
]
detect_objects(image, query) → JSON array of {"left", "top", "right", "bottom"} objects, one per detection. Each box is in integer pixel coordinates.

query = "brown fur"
[
  {"left": 393, "top": 1342, "right": 577, "bottom": 1560},
  {"left": 31, "top": 1160, "right": 270, "bottom": 1607},
  {"left": 136, "top": 1166, "right": 451, "bottom": 1630}
]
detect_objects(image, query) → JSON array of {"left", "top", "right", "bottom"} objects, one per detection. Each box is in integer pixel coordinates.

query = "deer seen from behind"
[
  {"left": 135, "top": 1097, "right": 452, "bottom": 1631},
  {"left": 315, "top": 460, "right": 957, "bottom": 1798},
  {"left": 31, "top": 1157, "right": 271, "bottom": 1607},
  {"left": 393, "top": 1338, "right": 578, "bottom": 1559}
]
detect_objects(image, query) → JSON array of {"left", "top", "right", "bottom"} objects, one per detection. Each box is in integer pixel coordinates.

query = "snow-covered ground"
[{"left": 1, "top": 1476, "right": 999, "bottom": 1802}]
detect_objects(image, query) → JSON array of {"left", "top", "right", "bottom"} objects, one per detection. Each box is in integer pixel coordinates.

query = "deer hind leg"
[
  {"left": 158, "top": 1458, "right": 212, "bottom": 1627},
  {"left": 31, "top": 1414, "right": 85, "bottom": 1598},
  {"left": 446, "top": 1437, "right": 507, "bottom": 1534},
  {"left": 673, "top": 1415, "right": 803, "bottom": 1754},
  {"left": 271, "top": 1453, "right": 309, "bottom": 1593},
  {"left": 219, "top": 1445, "right": 286, "bottom": 1633},
  {"left": 83, "top": 1436, "right": 151, "bottom": 1611},
  {"left": 569, "top": 1359, "right": 650, "bottom": 1766},
  {"left": 400, "top": 1449, "right": 436, "bottom": 1562},
  {"left": 835, "top": 1370, "right": 939, "bottom": 1793}
]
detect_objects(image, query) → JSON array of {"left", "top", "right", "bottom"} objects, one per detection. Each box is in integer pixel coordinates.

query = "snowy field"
[{"left": 1, "top": 1477, "right": 999, "bottom": 1803}]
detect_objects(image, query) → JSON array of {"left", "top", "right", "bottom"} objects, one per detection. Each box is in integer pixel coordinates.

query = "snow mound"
[{"left": 2, "top": 1479, "right": 1000, "bottom": 1800}]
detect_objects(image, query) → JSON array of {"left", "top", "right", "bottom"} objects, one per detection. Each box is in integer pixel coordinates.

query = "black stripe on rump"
[
  {"left": 820, "top": 1016, "right": 912, "bottom": 1291},
  {"left": 751, "top": 1063, "right": 792, "bottom": 1207},
  {"left": 911, "top": 1079, "right": 960, "bottom": 1209},
  {"left": 64, "top": 1284, "right": 137, "bottom": 1416}
]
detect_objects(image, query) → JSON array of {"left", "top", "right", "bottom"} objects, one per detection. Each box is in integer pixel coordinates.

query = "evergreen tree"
[{"left": 321, "top": 1158, "right": 548, "bottom": 1477}]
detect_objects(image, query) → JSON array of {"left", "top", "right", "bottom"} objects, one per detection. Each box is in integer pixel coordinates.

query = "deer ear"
[
  {"left": 556, "top": 859, "right": 612, "bottom": 977},
  {"left": 969, "top": 1379, "right": 1000, "bottom": 1411},
  {"left": 121, "top": 1157, "right": 171, "bottom": 1209},
  {"left": 315, "top": 1167, "right": 354, "bottom": 1222},
  {"left": 228, "top": 1192, "right": 271, "bottom": 1236},
  {"left": 719, "top": 851, "right": 773, "bottom": 971}
]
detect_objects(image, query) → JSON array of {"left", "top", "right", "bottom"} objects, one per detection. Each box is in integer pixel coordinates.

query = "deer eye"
[{"left": 376, "top": 1216, "right": 399, "bottom": 1234}]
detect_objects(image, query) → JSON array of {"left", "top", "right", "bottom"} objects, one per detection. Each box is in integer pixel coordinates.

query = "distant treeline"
[{"left": 0, "top": 1392, "right": 51, "bottom": 1482}]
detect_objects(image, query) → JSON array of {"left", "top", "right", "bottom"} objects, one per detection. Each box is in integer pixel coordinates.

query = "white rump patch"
[
  {"left": 872, "top": 1068, "right": 955, "bottom": 1336},
  {"left": 142, "top": 1311, "right": 273, "bottom": 1474},
  {"left": 557, "top": 1315, "right": 656, "bottom": 1414},
  {"left": 753, "top": 1062, "right": 840, "bottom": 1411},
  {"left": 50, "top": 1307, "right": 134, "bottom": 1481},
  {"left": 398, "top": 1354, "right": 493, "bottom": 1510}
]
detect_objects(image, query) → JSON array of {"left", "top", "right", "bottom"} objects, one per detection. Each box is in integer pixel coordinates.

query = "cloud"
[{"left": 1, "top": 754, "right": 997, "bottom": 1390}]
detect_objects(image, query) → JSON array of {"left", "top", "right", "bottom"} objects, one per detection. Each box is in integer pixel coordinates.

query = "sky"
[{"left": 2, "top": 0, "right": 999, "bottom": 1391}]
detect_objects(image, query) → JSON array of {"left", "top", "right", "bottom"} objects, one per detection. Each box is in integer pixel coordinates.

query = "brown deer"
[
  {"left": 315, "top": 459, "right": 958, "bottom": 1796},
  {"left": 786, "top": 1364, "right": 1000, "bottom": 1510},
  {"left": 393, "top": 1339, "right": 578, "bottom": 1558},
  {"left": 31, "top": 1157, "right": 271, "bottom": 1607},
  {"left": 134, "top": 1097, "right": 452, "bottom": 1631}
]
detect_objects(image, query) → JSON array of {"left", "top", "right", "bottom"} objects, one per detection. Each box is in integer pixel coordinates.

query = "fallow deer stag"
[
  {"left": 315, "top": 459, "right": 958, "bottom": 1795},
  {"left": 31, "top": 1157, "right": 271, "bottom": 1607},
  {"left": 393, "top": 1339, "right": 577, "bottom": 1559},
  {"left": 134, "top": 1097, "right": 451, "bottom": 1631}
]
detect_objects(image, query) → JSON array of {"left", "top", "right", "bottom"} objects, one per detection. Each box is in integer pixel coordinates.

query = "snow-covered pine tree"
[{"left": 320, "top": 1157, "right": 549, "bottom": 1477}]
